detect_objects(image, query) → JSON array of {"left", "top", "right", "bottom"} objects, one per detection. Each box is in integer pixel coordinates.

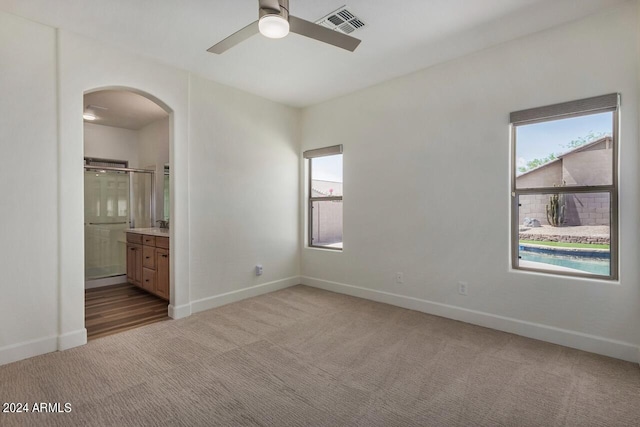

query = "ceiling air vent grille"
[
  {"left": 316, "top": 6, "right": 366, "bottom": 36},
  {"left": 337, "top": 10, "right": 355, "bottom": 21},
  {"left": 327, "top": 15, "right": 344, "bottom": 26},
  {"left": 338, "top": 23, "right": 354, "bottom": 34},
  {"left": 349, "top": 19, "right": 365, "bottom": 29}
]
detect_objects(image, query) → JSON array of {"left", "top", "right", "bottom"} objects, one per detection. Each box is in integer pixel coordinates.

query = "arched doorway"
[{"left": 82, "top": 88, "right": 173, "bottom": 339}]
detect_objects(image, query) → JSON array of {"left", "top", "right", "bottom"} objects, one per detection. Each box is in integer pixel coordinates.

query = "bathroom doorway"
[{"left": 83, "top": 89, "right": 170, "bottom": 340}]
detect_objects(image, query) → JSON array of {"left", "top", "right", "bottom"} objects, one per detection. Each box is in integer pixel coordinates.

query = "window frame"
[
  {"left": 510, "top": 94, "right": 619, "bottom": 280},
  {"left": 305, "top": 145, "right": 343, "bottom": 251}
]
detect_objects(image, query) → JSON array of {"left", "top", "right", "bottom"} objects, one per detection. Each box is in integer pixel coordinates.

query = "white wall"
[
  {"left": 56, "top": 28, "right": 192, "bottom": 351},
  {"left": 0, "top": 10, "right": 301, "bottom": 364},
  {"left": 138, "top": 117, "right": 169, "bottom": 222},
  {"left": 300, "top": 2, "right": 640, "bottom": 362},
  {"left": 2, "top": 2, "right": 639, "bottom": 366},
  {"left": 188, "top": 74, "right": 301, "bottom": 310},
  {"left": 0, "top": 12, "right": 59, "bottom": 363},
  {"left": 84, "top": 122, "right": 139, "bottom": 167}
]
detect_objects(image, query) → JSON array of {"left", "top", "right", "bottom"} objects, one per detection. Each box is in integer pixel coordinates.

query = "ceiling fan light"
[{"left": 259, "top": 15, "right": 289, "bottom": 39}]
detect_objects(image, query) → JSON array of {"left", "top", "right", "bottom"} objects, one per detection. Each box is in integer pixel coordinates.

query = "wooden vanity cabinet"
[
  {"left": 126, "top": 234, "right": 143, "bottom": 287},
  {"left": 142, "top": 268, "right": 156, "bottom": 293},
  {"left": 155, "top": 248, "right": 169, "bottom": 299},
  {"left": 126, "top": 232, "right": 169, "bottom": 301}
]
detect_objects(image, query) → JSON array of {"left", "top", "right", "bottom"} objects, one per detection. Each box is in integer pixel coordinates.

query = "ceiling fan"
[{"left": 207, "top": 0, "right": 361, "bottom": 54}]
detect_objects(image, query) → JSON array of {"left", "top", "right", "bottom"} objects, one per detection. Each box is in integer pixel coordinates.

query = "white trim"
[
  {"left": 168, "top": 303, "right": 191, "bottom": 319},
  {"left": 0, "top": 328, "right": 87, "bottom": 366},
  {"left": 57, "top": 328, "right": 87, "bottom": 351},
  {"left": 301, "top": 276, "right": 639, "bottom": 363},
  {"left": 190, "top": 276, "right": 300, "bottom": 314},
  {"left": 0, "top": 335, "right": 58, "bottom": 366},
  {"left": 85, "top": 275, "right": 127, "bottom": 289}
]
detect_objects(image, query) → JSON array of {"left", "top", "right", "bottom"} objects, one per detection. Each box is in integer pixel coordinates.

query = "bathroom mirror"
[{"left": 164, "top": 164, "right": 170, "bottom": 221}]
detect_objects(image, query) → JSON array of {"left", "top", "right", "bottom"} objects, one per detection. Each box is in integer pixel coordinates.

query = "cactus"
[{"left": 546, "top": 193, "right": 565, "bottom": 227}]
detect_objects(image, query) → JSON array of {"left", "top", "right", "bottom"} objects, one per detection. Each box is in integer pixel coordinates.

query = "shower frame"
[{"left": 84, "top": 164, "right": 156, "bottom": 229}]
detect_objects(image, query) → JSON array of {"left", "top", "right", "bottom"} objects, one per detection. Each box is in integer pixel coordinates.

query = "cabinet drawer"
[
  {"left": 126, "top": 233, "right": 143, "bottom": 244},
  {"left": 143, "top": 246, "right": 156, "bottom": 269},
  {"left": 142, "top": 268, "right": 156, "bottom": 292},
  {"left": 156, "top": 236, "right": 169, "bottom": 249},
  {"left": 142, "top": 235, "right": 156, "bottom": 247}
]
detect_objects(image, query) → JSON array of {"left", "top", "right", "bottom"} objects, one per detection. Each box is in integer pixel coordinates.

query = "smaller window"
[
  {"left": 304, "top": 145, "right": 343, "bottom": 250},
  {"left": 84, "top": 157, "right": 128, "bottom": 168}
]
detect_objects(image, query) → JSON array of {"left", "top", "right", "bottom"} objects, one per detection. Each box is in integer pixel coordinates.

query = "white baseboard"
[
  {"left": 190, "top": 276, "right": 301, "bottom": 314},
  {"left": 168, "top": 303, "right": 192, "bottom": 319},
  {"left": 0, "top": 335, "right": 58, "bottom": 366},
  {"left": 58, "top": 329, "right": 87, "bottom": 351},
  {"left": 301, "top": 276, "right": 640, "bottom": 364},
  {"left": 85, "top": 275, "right": 126, "bottom": 289}
]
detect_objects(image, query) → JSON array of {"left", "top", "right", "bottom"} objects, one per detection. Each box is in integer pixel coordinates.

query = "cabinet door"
[
  {"left": 126, "top": 244, "right": 134, "bottom": 284},
  {"left": 126, "top": 244, "right": 141, "bottom": 286},
  {"left": 156, "top": 248, "right": 170, "bottom": 300},
  {"left": 133, "top": 244, "right": 143, "bottom": 286}
]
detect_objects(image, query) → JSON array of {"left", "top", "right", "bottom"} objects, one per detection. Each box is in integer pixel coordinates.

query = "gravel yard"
[
  {"left": 519, "top": 225, "right": 610, "bottom": 244},
  {"left": 519, "top": 225, "right": 609, "bottom": 237}
]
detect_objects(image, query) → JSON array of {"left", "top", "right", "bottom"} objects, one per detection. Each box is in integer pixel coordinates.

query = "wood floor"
[{"left": 85, "top": 283, "right": 169, "bottom": 340}]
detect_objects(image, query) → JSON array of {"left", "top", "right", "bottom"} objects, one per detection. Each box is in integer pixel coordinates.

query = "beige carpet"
[{"left": 1, "top": 285, "right": 639, "bottom": 426}]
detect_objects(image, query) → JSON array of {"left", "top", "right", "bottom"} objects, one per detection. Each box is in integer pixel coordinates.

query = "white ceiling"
[
  {"left": 84, "top": 90, "right": 169, "bottom": 130},
  {"left": 0, "top": 0, "right": 626, "bottom": 107}
]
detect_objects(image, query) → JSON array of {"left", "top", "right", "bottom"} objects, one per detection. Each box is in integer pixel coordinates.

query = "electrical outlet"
[
  {"left": 458, "top": 281, "right": 468, "bottom": 296},
  {"left": 396, "top": 272, "right": 404, "bottom": 284},
  {"left": 255, "top": 265, "right": 263, "bottom": 276}
]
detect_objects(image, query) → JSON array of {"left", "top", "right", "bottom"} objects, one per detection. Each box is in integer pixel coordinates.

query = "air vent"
[
  {"left": 327, "top": 15, "right": 344, "bottom": 26},
  {"left": 316, "top": 6, "right": 366, "bottom": 36},
  {"left": 349, "top": 19, "right": 364, "bottom": 29},
  {"left": 338, "top": 23, "right": 354, "bottom": 34},
  {"left": 337, "top": 10, "right": 354, "bottom": 21}
]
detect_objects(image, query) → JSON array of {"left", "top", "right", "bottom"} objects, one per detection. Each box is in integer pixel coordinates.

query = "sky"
[
  {"left": 312, "top": 154, "right": 343, "bottom": 183},
  {"left": 516, "top": 111, "right": 613, "bottom": 174}
]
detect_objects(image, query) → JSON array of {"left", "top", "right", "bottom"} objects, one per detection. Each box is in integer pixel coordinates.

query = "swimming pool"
[{"left": 519, "top": 251, "right": 610, "bottom": 276}]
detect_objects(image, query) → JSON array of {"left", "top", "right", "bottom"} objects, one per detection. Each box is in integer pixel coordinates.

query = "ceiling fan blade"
[
  {"left": 259, "top": 0, "right": 281, "bottom": 13},
  {"left": 289, "top": 16, "right": 361, "bottom": 52},
  {"left": 207, "top": 20, "right": 259, "bottom": 54}
]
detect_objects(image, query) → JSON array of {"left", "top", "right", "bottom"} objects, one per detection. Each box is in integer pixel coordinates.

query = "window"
[
  {"left": 304, "top": 145, "right": 343, "bottom": 250},
  {"left": 511, "top": 94, "right": 619, "bottom": 279}
]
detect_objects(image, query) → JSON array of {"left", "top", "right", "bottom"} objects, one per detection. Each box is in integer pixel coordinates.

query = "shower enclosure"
[{"left": 84, "top": 165, "right": 155, "bottom": 281}]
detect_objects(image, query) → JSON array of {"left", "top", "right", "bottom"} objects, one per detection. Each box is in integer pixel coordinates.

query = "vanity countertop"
[{"left": 126, "top": 227, "right": 170, "bottom": 236}]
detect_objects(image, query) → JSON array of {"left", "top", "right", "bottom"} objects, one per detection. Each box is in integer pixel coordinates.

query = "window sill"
[
  {"left": 306, "top": 246, "right": 343, "bottom": 253},
  {"left": 510, "top": 265, "right": 619, "bottom": 284}
]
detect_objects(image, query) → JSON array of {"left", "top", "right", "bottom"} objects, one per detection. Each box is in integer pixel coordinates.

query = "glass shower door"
[
  {"left": 130, "top": 171, "right": 153, "bottom": 229},
  {"left": 84, "top": 170, "right": 129, "bottom": 280}
]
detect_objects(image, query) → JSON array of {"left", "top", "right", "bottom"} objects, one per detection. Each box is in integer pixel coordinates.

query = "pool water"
[{"left": 519, "top": 251, "right": 610, "bottom": 276}]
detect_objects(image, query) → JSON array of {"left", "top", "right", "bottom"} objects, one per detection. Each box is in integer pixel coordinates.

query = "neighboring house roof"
[
  {"left": 312, "top": 180, "right": 343, "bottom": 197},
  {"left": 516, "top": 136, "right": 611, "bottom": 179}
]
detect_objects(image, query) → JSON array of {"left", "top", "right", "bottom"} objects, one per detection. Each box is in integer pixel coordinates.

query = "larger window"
[
  {"left": 511, "top": 94, "right": 619, "bottom": 279},
  {"left": 304, "top": 145, "right": 343, "bottom": 250}
]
